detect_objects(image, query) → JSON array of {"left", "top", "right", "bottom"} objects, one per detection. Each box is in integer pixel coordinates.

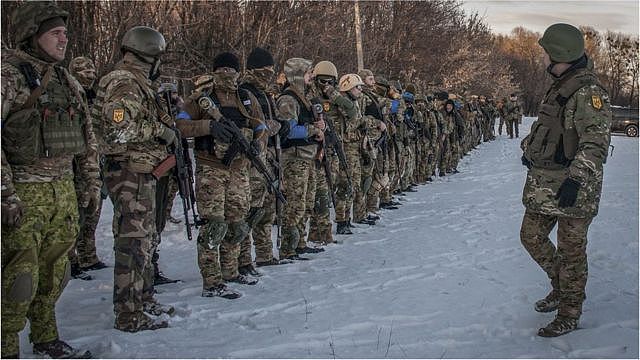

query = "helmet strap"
[{"left": 149, "top": 58, "right": 161, "bottom": 81}]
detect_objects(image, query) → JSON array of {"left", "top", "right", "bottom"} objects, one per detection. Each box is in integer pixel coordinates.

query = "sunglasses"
[{"left": 317, "top": 78, "right": 334, "bottom": 85}]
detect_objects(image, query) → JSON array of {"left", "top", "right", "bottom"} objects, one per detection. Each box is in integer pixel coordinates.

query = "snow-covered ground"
[{"left": 21, "top": 118, "right": 639, "bottom": 358}]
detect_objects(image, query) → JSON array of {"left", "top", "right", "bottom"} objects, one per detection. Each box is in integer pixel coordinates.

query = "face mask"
[{"left": 213, "top": 71, "right": 239, "bottom": 90}]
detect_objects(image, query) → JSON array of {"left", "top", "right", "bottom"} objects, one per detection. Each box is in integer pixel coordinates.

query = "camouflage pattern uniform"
[
  {"left": 178, "top": 71, "right": 266, "bottom": 286},
  {"left": 276, "top": 58, "right": 324, "bottom": 259},
  {"left": 502, "top": 98, "right": 522, "bottom": 138},
  {"left": 520, "top": 58, "right": 611, "bottom": 322},
  {"left": 67, "top": 56, "right": 104, "bottom": 269},
  {"left": 437, "top": 103, "right": 452, "bottom": 175},
  {"left": 1, "top": 11, "right": 100, "bottom": 354}
]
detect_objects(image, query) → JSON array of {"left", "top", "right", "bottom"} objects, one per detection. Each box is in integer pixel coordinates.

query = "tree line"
[{"left": 2, "top": 0, "right": 638, "bottom": 112}]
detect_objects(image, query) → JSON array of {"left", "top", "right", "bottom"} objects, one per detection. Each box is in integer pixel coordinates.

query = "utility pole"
[{"left": 354, "top": 0, "right": 364, "bottom": 71}]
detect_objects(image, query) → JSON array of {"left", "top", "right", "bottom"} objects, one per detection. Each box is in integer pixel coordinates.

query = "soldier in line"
[
  {"left": 176, "top": 52, "right": 267, "bottom": 297},
  {"left": 1, "top": 2, "right": 100, "bottom": 357},
  {"left": 520, "top": 23, "right": 611, "bottom": 337},
  {"left": 95, "top": 26, "right": 176, "bottom": 332},
  {"left": 67, "top": 56, "right": 108, "bottom": 281}
]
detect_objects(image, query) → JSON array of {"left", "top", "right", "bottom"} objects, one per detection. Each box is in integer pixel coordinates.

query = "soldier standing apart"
[
  {"left": 520, "top": 23, "right": 611, "bottom": 337},
  {"left": 68, "top": 56, "right": 108, "bottom": 280},
  {"left": 177, "top": 52, "right": 267, "bottom": 295},
  {"left": 503, "top": 93, "right": 522, "bottom": 138},
  {"left": 96, "top": 26, "right": 175, "bottom": 332},
  {"left": 276, "top": 58, "right": 326, "bottom": 260},
  {"left": 1, "top": 2, "right": 100, "bottom": 357}
]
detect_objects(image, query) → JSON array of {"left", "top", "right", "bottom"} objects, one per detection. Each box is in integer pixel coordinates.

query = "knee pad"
[
  {"left": 226, "top": 221, "right": 251, "bottom": 245},
  {"left": 362, "top": 176, "right": 373, "bottom": 195},
  {"left": 198, "top": 218, "right": 228, "bottom": 249},
  {"left": 283, "top": 226, "right": 300, "bottom": 248},
  {"left": 314, "top": 193, "right": 330, "bottom": 215},
  {"left": 245, "top": 207, "right": 266, "bottom": 229},
  {"left": 6, "top": 272, "right": 34, "bottom": 303}
]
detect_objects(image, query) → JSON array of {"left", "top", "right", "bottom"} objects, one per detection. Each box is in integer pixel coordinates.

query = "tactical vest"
[
  {"left": 2, "top": 53, "right": 86, "bottom": 165},
  {"left": 239, "top": 83, "right": 278, "bottom": 148},
  {"left": 525, "top": 68, "right": 601, "bottom": 170},
  {"left": 193, "top": 88, "right": 254, "bottom": 156},
  {"left": 363, "top": 91, "right": 383, "bottom": 121},
  {"left": 278, "top": 88, "right": 318, "bottom": 149}
]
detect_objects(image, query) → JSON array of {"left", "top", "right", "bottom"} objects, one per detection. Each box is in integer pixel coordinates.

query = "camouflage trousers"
[
  {"left": 498, "top": 117, "right": 505, "bottom": 135},
  {"left": 308, "top": 155, "right": 336, "bottom": 244},
  {"left": 1, "top": 178, "right": 78, "bottom": 357},
  {"left": 195, "top": 162, "right": 250, "bottom": 286},
  {"left": 364, "top": 149, "right": 380, "bottom": 213},
  {"left": 68, "top": 196, "right": 103, "bottom": 268},
  {"left": 438, "top": 138, "right": 450, "bottom": 174},
  {"left": 400, "top": 143, "right": 415, "bottom": 190},
  {"left": 428, "top": 143, "right": 438, "bottom": 179},
  {"left": 253, "top": 190, "right": 276, "bottom": 263},
  {"left": 299, "top": 161, "right": 320, "bottom": 249},
  {"left": 507, "top": 119, "right": 519, "bottom": 138},
  {"left": 336, "top": 144, "right": 362, "bottom": 222},
  {"left": 280, "top": 156, "right": 314, "bottom": 258},
  {"left": 149, "top": 174, "right": 172, "bottom": 282},
  {"left": 382, "top": 144, "right": 398, "bottom": 202},
  {"left": 240, "top": 162, "right": 270, "bottom": 267},
  {"left": 520, "top": 210, "right": 593, "bottom": 319},
  {"left": 103, "top": 160, "right": 157, "bottom": 317}
]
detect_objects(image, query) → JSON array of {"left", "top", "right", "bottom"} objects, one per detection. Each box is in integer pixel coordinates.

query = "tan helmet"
[
  {"left": 339, "top": 74, "right": 364, "bottom": 92},
  {"left": 314, "top": 60, "right": 338, "bottom": 79}
]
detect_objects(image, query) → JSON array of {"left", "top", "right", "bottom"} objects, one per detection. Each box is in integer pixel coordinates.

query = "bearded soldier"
[
  {"left": 67, "top": 56, "right": 108, "bottom": 281},
  {"left": 1, "top": 2, "right": 99, "bottom": 357},
  {"left": 520, "top": 23, "right": 611, "bottom": 337},
  {"left": 94, "top": 26, "right": 174, "bottom": 332}
]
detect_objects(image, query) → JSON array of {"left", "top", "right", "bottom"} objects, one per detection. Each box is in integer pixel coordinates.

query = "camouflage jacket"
[
  {"left": 92, "top": 54, "right": 168, "bottom": 173},
  {"left": 502, "top": 99, "right": 522, "bottom": 121},
  {"left": 1, "top": 49, "right": 99, "bottom": 196},
  {"left": 522, "top": 64, "right": 611, "bottom": 218}
]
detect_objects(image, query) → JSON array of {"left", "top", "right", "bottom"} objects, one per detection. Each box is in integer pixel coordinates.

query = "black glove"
[
  {"left": 210, "top": 121, "right": 234, "bottom": 143},
  {"left": 277, "top": 120, "right": 290, "bottom": 138},
  {"left": 249, "top": 139, "right": 262, "bottom": 157},
  {"left": 521, "top": 155, "right": 532, "bottom": 169},
  {"left": 555, "top": 177, "right": 580, "bottom": 208}
]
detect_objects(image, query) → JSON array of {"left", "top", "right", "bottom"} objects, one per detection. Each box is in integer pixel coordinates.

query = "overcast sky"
[{"left": 461, "top": 0, "right": 639, "bottom": 36}]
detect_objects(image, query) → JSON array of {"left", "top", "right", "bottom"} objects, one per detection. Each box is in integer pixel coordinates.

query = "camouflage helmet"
[
  {"left": 358, "top": 69, "right": 373, "bottom": 80},
  {"left": 338, "top": 74, "right": 364, "bottom": 92},
  {"left": 12, "top": 1, "right": 69, "bottom": 44},
  {"left": 313, "top": 60, "right": 338, "bottom": 79},
  {"left": 121, "top": 26, "right": 166, "bottom": 63},
  {"left": 538, "top": 23, "right": 584, "bottom": 63},
  {"left": 375, "top": 76, "right": 389, "bottom": 88}
]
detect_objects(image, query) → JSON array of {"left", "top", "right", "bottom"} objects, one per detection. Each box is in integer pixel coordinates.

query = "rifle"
[
  {"left": 272, "top": 133, "right": 284, "bottom": 248},
  {"left": 310, "top": 103, "right": 337, "bottom": 208},
  {"left": 312, "top": 99, "right": 353, "bottom": 198},
  {"left": 158, "top": 91, "right": 205, "bottom": 241}
]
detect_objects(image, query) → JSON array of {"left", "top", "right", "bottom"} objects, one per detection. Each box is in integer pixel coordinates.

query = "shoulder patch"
[
  {"left": 591, "top": 95, "right": 602, "bottom": 110},
  {"left": 243, "top": 99, "right": 252, "bottom": 106},
  {"left": 323, "top": 101, "right": 331, "bottom": 112},
  {"left": 112, "top": 108, "right": 125, "bottom": 123}
]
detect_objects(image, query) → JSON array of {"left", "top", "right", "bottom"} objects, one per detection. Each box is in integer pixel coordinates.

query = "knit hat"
[
  {"left": 213, "top": 52, "right": 240, "bottom": 72},
  {"left": 246, "top": 47, "right": 274, "bottom": 70}
]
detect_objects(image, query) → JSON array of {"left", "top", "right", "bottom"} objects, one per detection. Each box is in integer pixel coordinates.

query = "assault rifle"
[
  {"left": 311, "top": 103, "right": 337, "bottom": 208},
  {"left": 154, "top": 91, "right": 205, "bottom": 241}
]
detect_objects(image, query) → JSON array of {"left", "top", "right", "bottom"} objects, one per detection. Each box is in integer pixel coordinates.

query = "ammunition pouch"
[{"left": 198, "top": 218, "right": 228, "bottom": 249}]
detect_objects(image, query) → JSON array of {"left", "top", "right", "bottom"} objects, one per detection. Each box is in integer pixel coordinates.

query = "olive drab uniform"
[
  {"left": 277, "top": 58, "right": 324, "bottom": 259},
  {"left": 520, "top": 58, "right": 611, "bottom": 322},
  {"left": 93, "top": 52, "right": 171, "bottom": 330},
  {"left": 502, "top": 98, "right": 522, "bottom": 138},
  {"left": 177, "top": 73, "right": 266, "bottom": 288},
  {"left": 1, "top": 48, "right": 100, "bottom": 356}
]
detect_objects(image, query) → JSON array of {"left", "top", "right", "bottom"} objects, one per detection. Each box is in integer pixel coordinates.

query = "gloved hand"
[
  {"left": 555, "top": 177, "right": 580, "bottom": 208},
  {"left": 210, "top": 121, "right": 234, "bottom": 143},
  {"left": 2, "top": 194, "right": 25, "bottom": 227},
  {"left": 322, "top": 84, "right": 336, "bottom": 98},
  {"left": 158, "top": 126, "right": 177, "bottom": 146},
  {"left": 278, "top": 120, "right": 290, "bottom": 138},
  {"left": 521, "top": 154, "right": 532, "bottom": 169},
  {"left": 79, "top": 181, "right": 102, "bottom": 214}
]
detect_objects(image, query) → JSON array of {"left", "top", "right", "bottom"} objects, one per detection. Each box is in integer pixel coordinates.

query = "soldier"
[
  {"left": 479, "top": 95, "right": 496, "bottom": 141},
  {"left": 415, "top": 94, "right": 438, "bottom": 182},
  {"left": 503, "top": 93, "right": 523, "bottom": 138},
  {"left": 67, "top": 56, "right": 108, "bottom": 281},
  {"left": 176, "top": 52, "right": 267, "bottom": 295},
  {"left": 496, "top": 98, "right": 506, "bottom": 136},
  {"left": 95, "top": 26, "right": 174, "bottom": 332},
  {"left": 238, "top": 47, "right": 286, "bottom": 270},
  {"left": 276, "top": 58, "right": 326, "bottom": 260},
  {"left": 520, "top": 23, "right": 611, "bottom": 337},
  {"left": 1, "top": 2, "right": 99, "bottom": 357}
]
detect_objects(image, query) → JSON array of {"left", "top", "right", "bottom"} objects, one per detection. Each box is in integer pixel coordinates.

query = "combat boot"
[
  {"left": 296, "top": 246, "right": 325, "bottom": 254},
  {"left": 154, "top": 271, "right": 179, "bottom": 286},
  {"left": 202, "top": 284, "right": 241, "bottom": 299},
  {"left": 256, "top": 258, "right": 286, "bottom": 267},
  {"left": 71, "top": 264, "right": 93, "bottom": 281},
  {"left": 33, "top": 339, "right": 92, "bottom": 359},
  {"left": 239, "top": 264, "right": 263, "bottom": 277},
  {"left": 336, "top": 221, "right": 353, "bottom": 235},
  {"left": 80, "top": 261, "right": 108, "bottom": 272},
  {"left": 534, "top": 290, "right": 560, "bottom": 313},
  {"left": 114, "top": 312, "right": 168, "bottom": 333},
  {"left": 226, "top": 274, "right": 258, "bottom": 285},
  {"left": 537, "top": 316, "right": 578, "bottom": 337},
  {"left": 355, "top": 218, "right": 376, "bottom": 225},
  {"left": 143, "top": 299, "right": 175, "bottom": 317},
  {"left": 367, "top": 213, "right": 380, "bottom": 221},
  {"left": 426, "top": 177, "right": 433, "bottom": 182},
  {"left": 285, "top": 254, "right": 310, "bottom": 261}
]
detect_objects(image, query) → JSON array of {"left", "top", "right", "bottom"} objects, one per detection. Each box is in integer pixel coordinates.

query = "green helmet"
[
  {"left": 538, "top": 23, "right": 584, "bottom": 63},
  {"left": 375, "top": 76, "right": 389, "bottom": 88},
  {"left": 314, "top": 60, "right": 338, "bottom": 79},
  {"left": 12, "top": 1, "right": 69, "bottom": 44},
  {"left": 121, "top": 26, "right": 166, "bottom": 63}
]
